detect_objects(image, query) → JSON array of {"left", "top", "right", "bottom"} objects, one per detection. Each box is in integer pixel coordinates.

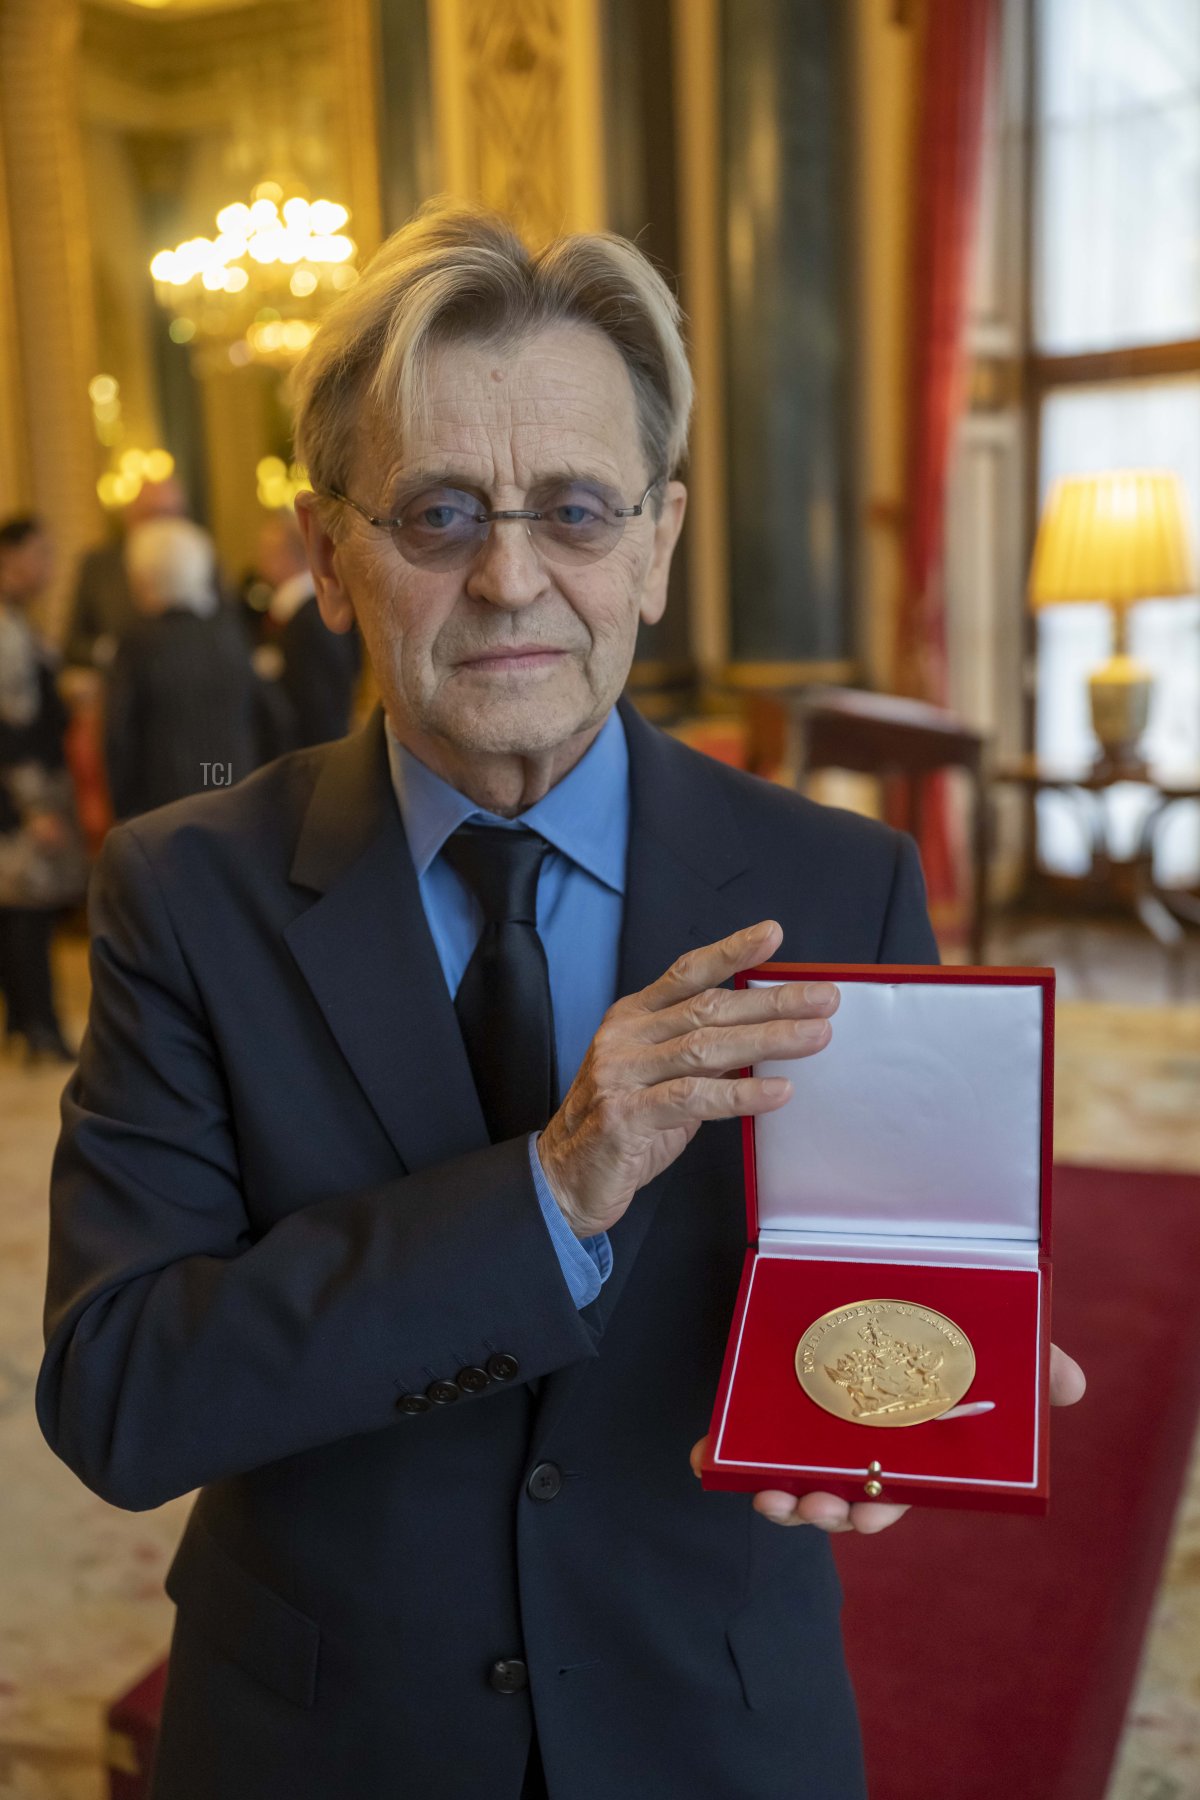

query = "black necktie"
[{"left": 442, "top": 823, "right": 559, "bottom": 1142}]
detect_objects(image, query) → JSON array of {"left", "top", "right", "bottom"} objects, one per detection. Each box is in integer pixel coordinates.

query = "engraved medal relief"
[{"left": 795, "top": 1300, "right": 976, "bottom": 1428}]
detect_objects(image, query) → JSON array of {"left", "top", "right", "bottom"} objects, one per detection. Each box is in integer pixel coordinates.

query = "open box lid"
[{"left": 739, "top": 965, "right": 1054, "bottom": 1254}]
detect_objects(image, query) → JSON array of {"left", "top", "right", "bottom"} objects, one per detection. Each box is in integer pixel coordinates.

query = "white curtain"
[
  {"left": 1034, "top": 0, "right": 1200, "bottom": 884},
  {"left": 1036, "top": 0, "right": 1200, "bottom": 352}
]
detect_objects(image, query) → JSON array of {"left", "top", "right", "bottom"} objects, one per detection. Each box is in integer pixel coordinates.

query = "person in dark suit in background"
[
  {"left": 103, "top": 517, "right": 267, "bottom": 819},
  {"left": 258, "top": 510, "right": 361, "bottom": 746},
  {"left": 63, "top": 477, "right": 188, "bottom": 672},
  {"left": 39, "top": 204, "right": 1084, "bottom": 1800}
]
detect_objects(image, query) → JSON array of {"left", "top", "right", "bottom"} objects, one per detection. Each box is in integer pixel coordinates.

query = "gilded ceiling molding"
[{"left": 429, "top": 0, "right": 605, "bottom": 244}]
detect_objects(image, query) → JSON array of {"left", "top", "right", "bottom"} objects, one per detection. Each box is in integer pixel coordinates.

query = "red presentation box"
[{"left": 700, "top": 964, "right": 1055, "bottom": 1516}]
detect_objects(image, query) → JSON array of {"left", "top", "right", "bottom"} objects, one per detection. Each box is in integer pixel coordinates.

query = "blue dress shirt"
[{"left": 386, "top": 710, "right": 627, "bottom": 1308}]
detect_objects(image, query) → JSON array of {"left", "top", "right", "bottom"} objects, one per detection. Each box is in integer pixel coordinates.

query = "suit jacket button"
[
  {"left": 486, "top": 1352, "right": 520, "bottom": 1382},
  {"left": 526, "top": 1461, "right": 563, "bottom": 1501},
  {"left": 397, "top": 1393, "right": 431, "bottom": 1415},
  {"left": 456, "top": 1365, "right": 490, "bottom": 1394},
  {"left": 426, "top": 1379, "right": 461, "bottom": 1405},
  {"left": 489, "top": 1658, "right": 529, "bottom": 1694}
]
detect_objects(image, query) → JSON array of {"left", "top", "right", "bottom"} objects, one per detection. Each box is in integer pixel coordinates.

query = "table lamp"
[{"left": 1028, "top": 469, "right": 1197, "bottom": 773}]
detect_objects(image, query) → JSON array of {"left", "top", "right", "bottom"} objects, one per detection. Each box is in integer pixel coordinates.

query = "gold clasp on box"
[{"left": 864, "top": 1459, "right": 884, "bottom": 1499}]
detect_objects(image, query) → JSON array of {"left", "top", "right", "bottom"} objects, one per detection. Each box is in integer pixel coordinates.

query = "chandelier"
[{"left": 150, "top": 182, "right": 359, "bottom": 369}]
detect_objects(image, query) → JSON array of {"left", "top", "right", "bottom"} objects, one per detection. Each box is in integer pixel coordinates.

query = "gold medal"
[{"left": 795, "top": 1299, "right": 976, "bottom": 1428}]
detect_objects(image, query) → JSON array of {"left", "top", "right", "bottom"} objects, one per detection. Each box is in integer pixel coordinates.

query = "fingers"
[
  {"left": 690, "top": 1444, "right": 910, "bottom": 1537},
  {"left": 638, "top": 920, "right": 783, "bottom": 1014},
  {"left": 631, "top": 1072, "right": 795, "bottom": 1133},
  {"left": 753, "top": 1490, "right": 911, "bottom": 1535},
  {"left": 628, "top": 928, "right": 839, "bottom": 1080},
  {"left": 636, "top": 1014, "right": 834, "bottom": 1085},
  {"left": 1049, "top": 1343, "right": 1086, "bottom": 1406},
  {"left": 637, "top": 972, "right": 841, "bottom": 1047}
]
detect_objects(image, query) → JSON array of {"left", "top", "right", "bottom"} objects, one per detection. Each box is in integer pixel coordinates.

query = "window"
[{"left": 1033, "top": 0, "right": 1200, "bottom": 883}]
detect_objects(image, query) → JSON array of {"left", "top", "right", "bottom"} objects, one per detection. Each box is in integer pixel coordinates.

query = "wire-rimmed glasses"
[{"left": 315, "top": 475, "right": 662, "bottom": 571}]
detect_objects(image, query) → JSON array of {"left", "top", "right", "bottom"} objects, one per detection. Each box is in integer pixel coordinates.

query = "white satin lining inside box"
[
  {"left": 757, "top": 1235, "right": 1040, "bottom": 1271},
  {"left": 749, "top": 979, "right": 1045, "bottom": 1246}
]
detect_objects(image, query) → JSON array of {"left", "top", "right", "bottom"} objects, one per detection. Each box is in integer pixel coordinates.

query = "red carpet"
[{"left": 837, "top": 1164, "right": 1200, "bottom": 1800}]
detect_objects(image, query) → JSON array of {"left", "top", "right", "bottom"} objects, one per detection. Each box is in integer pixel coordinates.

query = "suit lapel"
[
  {"left": 284, "top": 712, "right": 488, "bottom": 1172},
  {"left": 286, "top": 705, "right": 754, "bottom": 1443},
  {"left": 600, "top": 703, "right": 752, "bottom": 1319},
  {"left": 530, "top": 703, "right": 753, "bottom": 1445}
]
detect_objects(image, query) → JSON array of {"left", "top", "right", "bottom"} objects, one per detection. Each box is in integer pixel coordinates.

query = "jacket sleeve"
[
  {"left": 875, "top": 831, "right": 941, "bottom": 964},
  {"left": 36, "top": 825, "right": 598, "bottom": 1513}
]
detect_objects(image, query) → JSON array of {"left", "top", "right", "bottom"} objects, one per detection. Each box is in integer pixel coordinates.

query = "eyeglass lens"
[{"left": 387, "top": 481, "right": 635, "bottom": 570}]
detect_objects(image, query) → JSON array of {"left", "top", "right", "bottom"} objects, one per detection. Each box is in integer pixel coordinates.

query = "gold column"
[
  {"left": 333, "top": 0, "right": 384, "bottom": 259},
  {"left": 0, "top": 0, "right": 102, "bottom": 636},
  {"left": 428, "top": 0, "right": 606, "bottom": 243},
  {"left": 0, "top": 115, "right": 30, "bottom": 513},
  {"left": 671, "top": 0, "right": 729, "bottom": 678},
  {"left": 849, "top": 0, "right": 918, "bottom": 691}
]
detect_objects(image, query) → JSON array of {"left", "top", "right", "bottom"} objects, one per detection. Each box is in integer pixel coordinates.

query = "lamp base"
[{"left": 1088, "top": 654, "right": 1152, "bottom": 775}]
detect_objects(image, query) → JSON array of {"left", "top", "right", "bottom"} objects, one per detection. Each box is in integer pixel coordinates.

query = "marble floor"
[{"left": 0, "top": 929, "right": 1197, "bottom": 1800}]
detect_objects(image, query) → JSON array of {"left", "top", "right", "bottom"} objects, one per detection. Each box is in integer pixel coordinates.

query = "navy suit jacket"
[{"left": 38, "top": 698, "right": 937, "bottom": 1800}]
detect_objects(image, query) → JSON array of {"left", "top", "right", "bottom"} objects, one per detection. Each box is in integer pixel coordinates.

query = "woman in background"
[
  {"left": 0, "top": 516, "right": 86, "bottom": 1063},
  {"left": 104, "top": 517, "right": 275, "bottom": 819}
]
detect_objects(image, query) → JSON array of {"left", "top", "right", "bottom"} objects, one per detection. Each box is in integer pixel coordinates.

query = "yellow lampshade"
[{"left": 1028, "top": 469, "right": 1197, "bottom": 609}]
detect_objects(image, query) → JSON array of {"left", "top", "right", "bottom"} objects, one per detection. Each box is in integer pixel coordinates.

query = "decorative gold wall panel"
[
  {"left": 430, "top": 0, "right": 605, "bottom": 244},
  {"left": 332, "top": 0, "right": 383, "bottom": 258},
  {"left": 0, "top": 113, "right": 30, "bottom": 514},
  {"left": 0, "top": 0, "right": 102, "bottom": 633},
  {"left": 671, "top": 0, "right": 728, "bottom": 676}
]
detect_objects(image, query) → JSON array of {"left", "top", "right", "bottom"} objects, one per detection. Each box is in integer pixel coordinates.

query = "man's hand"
[
  {"left": 536, "top": 919, "right": 837, "bottom": 1239},
  {"left": 690, "top": 1344, "right": 1087, "bottom": 1534}
]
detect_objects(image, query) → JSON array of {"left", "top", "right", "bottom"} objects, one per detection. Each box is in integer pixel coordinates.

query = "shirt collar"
[{"left": 386, "top": 706, "right": 629, "bottom": 896}]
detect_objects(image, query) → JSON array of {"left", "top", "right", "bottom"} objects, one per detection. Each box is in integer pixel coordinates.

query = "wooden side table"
[{"left": 993, "top": 755, "right": 1200, "bottom": 976}]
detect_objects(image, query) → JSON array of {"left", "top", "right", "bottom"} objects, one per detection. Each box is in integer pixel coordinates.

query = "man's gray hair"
[
  {"left": 125, "top": 518, "right": 217, "bottom": 617},
  {"left": 290, "top": 201, "right": 694, "bottom": 520}
]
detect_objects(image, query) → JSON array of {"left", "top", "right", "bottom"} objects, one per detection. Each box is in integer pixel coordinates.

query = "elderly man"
[
  {"left": 39, "top": 205, "right": 1082, "bottom": 1800},
  {"left": 63, "top": 476, "right": 188, "bottom": 670},
  {"left": 104, "top": 518, "right": 266, "bottom": 819}
]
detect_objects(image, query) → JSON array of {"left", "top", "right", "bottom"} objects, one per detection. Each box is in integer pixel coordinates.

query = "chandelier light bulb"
[
  {"left": 216, "top": 203, "right": 252, "bottom": 235},
  {"left": 150, "top": 187, "right": 357, "bottom": 364},
  {"left": 309, "top": 199, "right": 349, "bottom": 234}
]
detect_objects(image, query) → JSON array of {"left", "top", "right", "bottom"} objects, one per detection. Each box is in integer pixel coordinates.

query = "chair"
[{"left": 751, "top": 686, "right": 991, "bottom": 965}]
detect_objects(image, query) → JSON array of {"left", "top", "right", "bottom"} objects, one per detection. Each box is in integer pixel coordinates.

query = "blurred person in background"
[
  {"left": 104, "top": 517, "right": 269, "bottom": 819},
  {"left": 63, "top": 476, "right": 188, "bottom": 671},
  {"left": 0, "top": 516, "right": 86, "bottom": 1064},
  {"left": 258, "top": 508, "right": 361, "bottom": 745}
]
